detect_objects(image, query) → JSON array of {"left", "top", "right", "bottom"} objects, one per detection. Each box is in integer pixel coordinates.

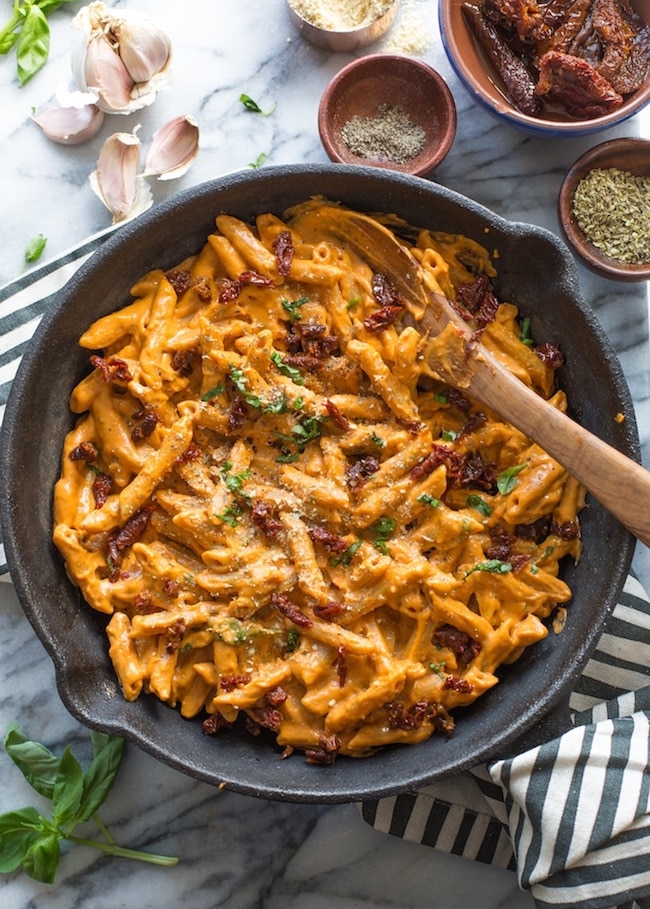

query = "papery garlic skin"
[
  {"left": 33, "top": 97, "right": 105, "bottom": 145},
  {"left": 90, "top": 131, "right": 153, "bottom": 223},
  {"left": 72, "top": 2, "right": 172, "bottom": 114},
  {"left": 143, "top": 115, "right": 200, "bottom": 180}
]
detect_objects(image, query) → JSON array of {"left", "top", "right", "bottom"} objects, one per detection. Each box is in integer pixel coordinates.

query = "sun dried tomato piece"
[
  {"left": 443, "top": 676, "right": 474, "bottom": 693},
  {"left": 131, "top": 405, "right": 159, "bottom": 441},
  {"left": 535, "top": 49, "right": 624, "bottom": 117},
  {"left": 434, "top": 624, "right": 481, "bottom": 667},
  {"left": 92, "top": 472, "right": 113, "bottom": 509},
  {"left": 220, "top": 674, "right": 251, "bottom": 692},
  {"left": 535, "top": 341, "right": 564, "bottom": 369},
  {"left": 273, "top": 229, "right": 295, "bottom": 277},
  {"left": 227, "top": 393, "right": 249, "bottom": 433},
  {"left": 252, "top": 502, "right": 283, "bottom": 538},
  {"left": 384, "top": 699, "right": 432, "bottom": 730},
  {"left": 202, "top": 713, "right": 234, "bottom": 735},
  {"left": 106, "top": 504, "right": 155, "bottom": 581},
  {"left": 175, "top": 442, "right": 202, "bottom": 465},
  {"left": 305, "top": 733, "right": 340, "bottom": 765},
  {"left": 309, "top": 527, "right": 349, "bottom": 554},
  {"left": 325, "top": 399, "right": 350, "bottom": 431},
  {"left": 171, "top": 347, "right": 200, "bottom": 377},
  {"left": 69, "top": 441, "right": 99, "bottom": 462},
  {"left": 346, "top": 455, "right": 380, "bottom": 491},
  {"left": 336, "top": 645, "right": 347, "bottom": 688},
  {"left": 313, "top": 600, "right": 346, "bottom": 621},
  {"left": 90, "top": 355, "right": 132, "bottom": 384},
  {"left": 363, "top": 304, "right": 404, "bottom": 334},
  {"left": 271, "top": 592, "right": 313, "bottom": 628},
  {"left": 166, "top": 268, "right": 193, "bottom": 296}
]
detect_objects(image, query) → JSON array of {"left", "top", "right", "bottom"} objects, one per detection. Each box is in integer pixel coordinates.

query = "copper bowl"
[
  {"left": 439, "top": 0, "right": 650, "bottom": 136},
  {"left": 558, "top": 137, "right": 650, "bottom": 281},
  {"left": 318, "top": 54, "right": 457, "bottom": 176},
  {"left": 286, "top": 0, "right": 398, "bottom": 52}
]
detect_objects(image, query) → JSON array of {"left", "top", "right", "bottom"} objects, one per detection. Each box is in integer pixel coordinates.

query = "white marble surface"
[{"left": 0, "top": 1, "right": 649, "bottom": 906}]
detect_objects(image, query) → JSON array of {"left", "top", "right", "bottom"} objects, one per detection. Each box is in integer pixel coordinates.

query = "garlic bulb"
[
  {"left": 143, "top": 116, "right": 200, "bottom": 180},
  {"left": 89, "top": 131, "right": 152, "bottom": 223},
  {"left": 33, "top": 88, "right": 105, "bottom": 145},
  {"left": 72, "top": 2, "right": 171, "bottom": 114}
]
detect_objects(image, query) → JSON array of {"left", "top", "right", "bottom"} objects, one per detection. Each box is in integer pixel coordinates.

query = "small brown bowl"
[
  {"left": 558, "top": 138, "right": 650, "bottom": 282},
  {"left": 286, "top": 0, "right": 398, "bottom": 52},
  {"left": 318, "top": 55, "right": 457, "bottom": 177}
]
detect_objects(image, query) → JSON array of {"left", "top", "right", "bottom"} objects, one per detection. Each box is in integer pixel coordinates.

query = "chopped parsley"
[
  {"left": 370, "top": 431, "right": 385, "bottom": 448},
  {"left": 467, "top": 494, "right": 492, "bottom": 517},
  {"left": 270, "top": 350, "right": 305, "bottom": 385},
  {"left": 281, "top": 296, "right": 308, "bottom": 322},
  {"left": 201, "top": 382, "right": 224, "bottom": 401},
  {"left": 519, "top": 317, "right": 534, "bottom": 346},
  {"left": 370, "top": 516, "right": 396, "bottom": 554},
  {"left": 441, "top": 428, "right": 457, "bottom": 442},
  {"left": 417, "top": 493, "right": 440, "bottom": 508},
  {"left": 228, "top": 363, "right": 289, "bottom": 413},
  {"left": 464, "top": 559, "right": 512, "bottom": 579},
  {"left": 330, "top": 540, "right": 362, "bottom": 567}
]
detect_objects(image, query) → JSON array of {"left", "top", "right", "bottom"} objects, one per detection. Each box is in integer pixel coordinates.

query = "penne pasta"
[{"left": 53, "top": 199, "right": 583, "bottom": 763}]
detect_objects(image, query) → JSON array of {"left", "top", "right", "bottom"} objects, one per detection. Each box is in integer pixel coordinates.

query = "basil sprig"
[
  {"left": 1, "top": 0, "right": 77, "bottom": 85},
  {"left": 0, "top": 725, "right": 179, "bottom": 883}
]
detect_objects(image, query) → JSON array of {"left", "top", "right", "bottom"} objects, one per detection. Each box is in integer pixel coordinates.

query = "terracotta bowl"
[
  {"left": 439, "top": 0, "right": 650, "bottom": 136},
  {"left": 318, "top": 54, "right": 457, "bottom": 176},
  {"left": 286, "top": 0, "right": 398, "bottom": 52},
  {"left": 558, "top": 138, "right": 650, "bottom": 281}
]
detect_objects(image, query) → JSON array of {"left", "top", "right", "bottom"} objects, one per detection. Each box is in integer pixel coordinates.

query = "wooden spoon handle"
[{"left": 468, "top": 354, "right": 650, "bottom": 546}]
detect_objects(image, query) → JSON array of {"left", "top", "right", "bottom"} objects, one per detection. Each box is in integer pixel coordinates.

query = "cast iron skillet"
[{"left": 0, "top": 165, "right": 637, "bottom": 802}]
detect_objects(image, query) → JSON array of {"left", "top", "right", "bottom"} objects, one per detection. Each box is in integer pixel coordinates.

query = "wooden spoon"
[{"left": 299, "top": 203, "right": 650, "bottom": 547}]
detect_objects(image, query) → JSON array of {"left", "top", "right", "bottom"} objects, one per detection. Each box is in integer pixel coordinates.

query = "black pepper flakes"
[{"left": 340, "top": 103, "right": 426, "bottom": 164}]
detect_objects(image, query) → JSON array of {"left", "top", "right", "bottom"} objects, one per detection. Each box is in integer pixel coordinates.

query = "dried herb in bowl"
[{"left": 572, "top": 167, "right": 650, "bottom": 265}]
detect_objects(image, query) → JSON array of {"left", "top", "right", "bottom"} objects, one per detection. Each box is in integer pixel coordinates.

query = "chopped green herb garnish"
[
  {"left": 24, "top": 233, "right": 46, "bottom": 264},
  {"left": 346, "top": 297, "right": 361, "bottom": 310},
  {"left": 530, "top": 564, "right": 539, "bottom": 575},
  {"left": 429, "top": 661, "right": 447, "bottom": 679},
  {"left": 370, "top": 516, "right": 396, "bottom": 554},
  {"left": 434, "top": 391, "right": 448, "bottom": 404},
  {"left": 281, "top": 296, "right": 308, "bottom": 322},
  {"left": 466, "top": 494, "right": 492, "bottom": 517},
  {"left": 464, "top": 559, "right": 512, "bottom": 579},
  {"left": 201, "top": 383, "right": 224, "bottom": 401},
  {"left": 330, "top": 539, "right": 362, "bottom": 567},
  {"left": 247, "top": 152, "right": 267, "bottom": 169},
  {"left": 286, "top": 627, "right": 300, "bottom": 652},
  {"left": 270, "top": 350, "right": 305, "bottom": 385},
  {"left": 228, "top": 364, "right": 288, "bottom": 413},
  {"left": 239, "top": 93, "right": 276, "bottom": 115},
  {"left": 370, "top": 431, "right": 385, "bottom": 448},
  {"left": 214, "top": 503, "right": 243, "bottom": 526},
  {"left": 497, "top": 463, "right": 527, "bottom": 495},
  {"left": 519, "top": 317, "right": 534, "bottom": 346},
  {"left": 441, "top": 428, "right": 457, "bottom": 442},
  {"left": 417, "top": 493, "right": 440, "bottom": 508}
]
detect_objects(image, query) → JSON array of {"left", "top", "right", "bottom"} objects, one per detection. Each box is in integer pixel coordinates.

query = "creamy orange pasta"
[{"left": 53, "top": 199, "right": 584, "bottom": 763}]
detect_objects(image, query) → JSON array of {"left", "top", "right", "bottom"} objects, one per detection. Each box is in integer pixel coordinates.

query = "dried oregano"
[{"left": 572, "top": 167, "right": 650, "bottom": 265}]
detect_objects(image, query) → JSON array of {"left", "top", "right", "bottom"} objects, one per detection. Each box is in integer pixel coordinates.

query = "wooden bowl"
[
  {"left": 286, "top": 0, "right": 398, "bottom": 52},
  {"left": 318, "top": 54, "right": 457, "bottom": 176},
  {"left": 558, "top": 138, "right": 650, "bottom": 282},
  {"left": 439, "top": 0, "right": 650, "bottom": 136}
]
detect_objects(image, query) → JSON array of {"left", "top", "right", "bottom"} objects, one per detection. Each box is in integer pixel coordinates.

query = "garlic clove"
[
  {"left": 143, "top": 115, "right": 200, "bottom": 180},
  {"left": 33, "top": 100, "right": 105, "bottom": 145},
  {"left": 80, "top": 34, "right": 136, "bottom": 114},
  {"left": 72, "top": 2, "right": 171, "bottom": 114},
  {"left": 90, "top": 131, "right": 153, "bottom": 224},
  {"left": 113, "top": 14, "right": 172, "bottom": 84}
]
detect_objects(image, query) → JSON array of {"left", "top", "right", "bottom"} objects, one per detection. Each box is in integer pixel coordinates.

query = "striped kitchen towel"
[{"left": 361, "top": 572, "right": 650, "bottom": 909}]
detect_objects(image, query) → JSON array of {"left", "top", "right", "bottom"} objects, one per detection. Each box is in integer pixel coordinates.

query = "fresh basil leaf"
[
  {"left": 24, "top": 233, "right": 47, "bottom": 264},
  {"left": 51, "top": 747, "right": 83, "bottom": 829},
  {"left": 240, "top": 93, "right": 263, "bottom": 112},
  {"left": 466, "top": 493, "right": 492, "bottom": 516},
  {"left": 0, "top": 807, "right": 43, "bottom": 873},
  {"left": 0, "top": 30, "right": 20, "bottom": 55},
  {"left": 21, "top": 833, "right": 60, "bottom": 883},
  {"left": 4, "top": 724, "right": 61, "bottom": 799},
  {"left": 497, "top": 463, "right": 527, "bottom": 495},
  {"left": 77, "top": 735, "right": 124, "bottom": 823},
  {"left": 16, "top": 4, "right": 50, "bottom": 85}
]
